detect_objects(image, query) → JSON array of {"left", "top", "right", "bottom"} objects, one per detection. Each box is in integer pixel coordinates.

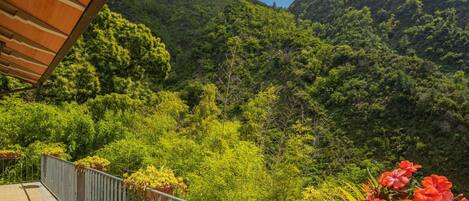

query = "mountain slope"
[{"left": 290, "top": 0, "right": 469, "bottom": 72}]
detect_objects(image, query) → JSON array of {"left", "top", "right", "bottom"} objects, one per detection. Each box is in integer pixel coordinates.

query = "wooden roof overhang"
[{"left": 0, "top": 0, "right": 105, "bottom": 94}]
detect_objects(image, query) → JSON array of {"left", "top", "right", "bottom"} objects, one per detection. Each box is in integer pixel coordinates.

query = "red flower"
[
  {"left": 399, "top": 160, "right": 422, "bottom": 177},
  {"left": 461, "top": 197, "right": 468, "bottom": 201},
  {"left": 414, "top": 187, "right": 442, "bottom": 201},
  {"left": 379, "top": 169, "right": 410, "bottom": 190},
  {"left": 422, "top": 175, "right": 452, "bottom": 192},
  {"left": 414, "top": 175, "right": 454, "bottom": 201}
]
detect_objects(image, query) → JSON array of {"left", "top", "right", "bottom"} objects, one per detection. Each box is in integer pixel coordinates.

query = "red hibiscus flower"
[
  {"left": 379, "top": 169, "right": 410, "bottom": 190},
  {"left": 413, "top": 175, "right": 454, "bottom": 201},
  {"left": 422, "top": 175, "right": 452, "bottom": 192},
  {"left": 399, "top": 160, "right": 422, "bottom": 177},
  {"left": 461, "top": 197, "right": 468, "bottom": 201},
  {"left": 414, "top": 187, "right": 442, "bottom": 201}
]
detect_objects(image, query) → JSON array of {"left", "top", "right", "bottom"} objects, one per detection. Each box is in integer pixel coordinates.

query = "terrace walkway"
[{"left": 0, "top": 182, "right": 56, "bottom": 201}]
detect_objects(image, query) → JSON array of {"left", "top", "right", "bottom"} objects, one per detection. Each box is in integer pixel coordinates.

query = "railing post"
[
  {"left": 41, "top": 155, "right": 46, "bottom": 183},
  {"left": 77, "top": 168, "right": 86, "bottom": 201}
]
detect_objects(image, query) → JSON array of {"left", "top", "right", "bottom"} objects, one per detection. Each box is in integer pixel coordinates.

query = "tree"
[{"left": 39, "top": 6, "right": 171, "bottom": 102}]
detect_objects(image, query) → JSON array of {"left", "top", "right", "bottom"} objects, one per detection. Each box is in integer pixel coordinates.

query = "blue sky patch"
[{"left": 259, "top": 0, "right": 293, "bottom": 8}]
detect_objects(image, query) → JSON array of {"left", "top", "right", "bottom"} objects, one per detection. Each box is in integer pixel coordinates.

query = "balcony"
[{"left": 0, "top": 155, "right": 186, "bottom": 201}]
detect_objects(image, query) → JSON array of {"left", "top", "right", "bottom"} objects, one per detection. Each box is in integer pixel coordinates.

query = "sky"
[{"left": 259, "top": 0, "right": 294, "bottom": 8}]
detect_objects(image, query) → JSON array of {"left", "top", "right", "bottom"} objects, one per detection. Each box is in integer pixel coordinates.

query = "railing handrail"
[{"left": 42, "top": 154, "right": 75, "bottom": 165}]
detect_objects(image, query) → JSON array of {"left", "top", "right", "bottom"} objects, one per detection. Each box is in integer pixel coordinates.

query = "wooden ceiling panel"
[
  {"left": 0, "top": 54, "right": 47, "bottom": 75},
  {"left": 0, "top": 10, "right": 66, "bottom": 52},
  {"left": 0, "top": 35, "right": 55, "bottom": 65},
  {"left": 0, "top": 0, "right": 105, "bottom": 89},
  {"left": 5, "top": 0, "right": 84, "bottom": 34},
  {"left": 0, "top": 64, "right": 41, "bottom": 82},
  {"left": 0, "top": 59, "right": 42, "bottom": 82}
]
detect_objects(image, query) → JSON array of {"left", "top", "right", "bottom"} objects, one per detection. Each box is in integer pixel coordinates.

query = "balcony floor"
[{"left": 0, "top": 182, "right": 57, "bottom": 201}]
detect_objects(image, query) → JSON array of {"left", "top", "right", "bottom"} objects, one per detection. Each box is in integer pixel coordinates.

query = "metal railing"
[
  {"left": 83, "top": 167, "right": 126, "bottom": 201},
  {"left": 41, "top": 155, "right": 186, "bottom": 201},
  {"left": 0, "top": 156, "right": 40, "bottom": 184},
  {"left": 41, "top": 155, "right": 77, "bottom": 201}
]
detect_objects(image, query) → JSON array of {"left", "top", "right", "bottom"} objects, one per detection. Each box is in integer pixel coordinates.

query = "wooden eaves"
[{"left": 0, "top": 0, "right": 106, "bottom": 95}]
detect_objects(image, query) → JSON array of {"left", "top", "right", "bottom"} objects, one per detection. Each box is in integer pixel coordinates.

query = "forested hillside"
[
  {"left": 0, "top": 0, "right": 468, "bottom": 200},
  {"left": 290, "top": 0, "right": 469, "bottom": 72}
]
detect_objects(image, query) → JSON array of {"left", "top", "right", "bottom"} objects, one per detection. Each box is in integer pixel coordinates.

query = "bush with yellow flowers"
[
  {"left": 124, "top": 165, "right": 187, "bottom": 195},
  {"left": 42, "top": 146, "right": 67, "bottom": 158},
  {"left": 74, "top": 156, "right": 111, "bottom": 172}
]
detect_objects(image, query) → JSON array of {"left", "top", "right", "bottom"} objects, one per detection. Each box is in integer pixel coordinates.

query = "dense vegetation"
[
  {"left": 290, "top": 0, "right": 469, "bottom": 72},
  {"left": 0, "top": 0, "right": 468, "bottom": 200}
]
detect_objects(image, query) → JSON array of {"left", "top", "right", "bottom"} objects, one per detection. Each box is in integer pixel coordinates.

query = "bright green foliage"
[
  {"left": 96, "top": 139, "right": 152, "bottom": 175},
  {"left": 188, "top": 142, "right": 270, "bottom": 201},
  {"left": 241, "top": 86, "right": 279, "bottom": 147},
  {"left": 192, "top": 84, "right": 221, "bottom": 123},
  {"left": 0, "top": 98, "right": 96, "bottom": 158},
  {"left": 301, "top": 180, "right": 365, "bottom": 201}
]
